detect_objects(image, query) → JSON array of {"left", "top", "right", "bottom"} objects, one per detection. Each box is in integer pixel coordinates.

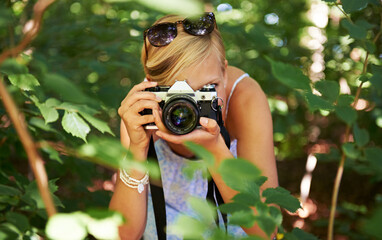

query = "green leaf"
[
  {"left": 0, "top": 59, "right": 28, "bottom": 75},
  {"left": 167, "top": 215, "right": 206, "bottom": 239},
  {"left": 232, "top": 193, "right": 260, "bottom": 207},
  {"left": 219, "top": 158, "right": 262, "bottom": 194},
  {"left": 42, "top": 73, "right": 94, "bottom": 104},
  {"left": 304, "top": 92, "right": 334, "bottom": 112},
  {"left": 104, "top": 0, "right": 204, "bottom": 16},
  {"left": 188, "top": 197, "right": 216, "bottom": 225},
  {"left": 228, "top": 210, "right": 256, "bottom": 228},
  {"left": 8, "top": 74, "right": 40, "bottom": 91},
  {"left": 315, "top": 147, "right": 341, "bottom": 162},
  {"left": 86, "top": 210, "right": 124, "bottom": 240},
  {"left": 353, "top": 124, "right": 369, "bottom": 147},
  {"left": 358, "top": 74, "right": 369, "bottom": 83},
  {"left": 37, "top": 102, "right": 59, "bottom": 124},
  {"left": 22, "top": 179, "right": 64, "bottom": 212},
  {"left": 219, "top": 202, "right": 251, "bottom": 214},
  {"left": 285, "top": 228, "right": 319, "bottom": 240},
  {"left": 0, "top": 184, "right": 21, "bottom": 196},
  {"left": 29, "top": 117, "right": 59, "bottom": 134},
  {"left": 262, "top": 187, "right": 301, "bottom": 212},
  {"left": 364, "top": 147, "right": 382, "bottom": 164},
  {"left": 341, "top": 19, "right": 367, "bottom": 40},
  {"left": 79, "top": 112, "right": 114, "bottom": 136},
  {"left": 40, "top": 142, "right": 63, "bottom": 163},
  {"left": 62, "top": 111, "right": 90, "bottom": 142},
  {"left": 337, "top": 94, "right": 355, "bottom": 106},
  {"left": 266, "top": 57, "right": 311, "bottom": 91},
  {"left": 5, "top": 212, "right": 30, "bottom": 233},
  {"left": 46, "top": 213, "right": 88, "bottom": 240},
  {"left": 254, "top": 214, "right": 277, "bottom": 236},
  {"left": 361, "top": 205, "right": 382, "bottom": 238},
  {"left": 314, "top": 80, "right": 340, "bottom": 102},
  {"left": 370, "top": 65, "right": 382, "bottom": 90},
  {"left": 335, "top": 105, "right": 357, "bottom": 126},
  {"left": 341, "top": 0, "right": 368, "bottom": 13},
  {"left": 342, "top": 142, "right": 360, "bottom": 159},
  {"left": 184, "top": 141, "right": 214, "bottom": 166}
]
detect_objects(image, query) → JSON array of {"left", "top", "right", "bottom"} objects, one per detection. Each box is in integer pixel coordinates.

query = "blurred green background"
[{"left": 1, "top": 0, "right": 382, "bottom": 239}]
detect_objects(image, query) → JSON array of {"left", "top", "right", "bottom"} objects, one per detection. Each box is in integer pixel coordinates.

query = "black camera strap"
[{"left": 148, "top": 115, "right": 230, "bottom": 239}]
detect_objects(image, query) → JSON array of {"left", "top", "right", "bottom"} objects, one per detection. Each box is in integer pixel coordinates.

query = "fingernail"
[
  {"left": 156, "top": 96, "right": 162, "bottom": 101},
  {"left": 201, "top": 118, "right": 208, "bottom": 126}
]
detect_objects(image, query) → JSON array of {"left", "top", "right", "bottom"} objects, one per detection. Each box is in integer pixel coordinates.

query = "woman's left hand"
[{"left": 154, "top": 117, "right": 223, "bottom": 154}]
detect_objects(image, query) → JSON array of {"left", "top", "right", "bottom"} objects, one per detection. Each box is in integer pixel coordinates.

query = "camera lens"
[{"left": 163, "top": 96, "right": 199, "bottom": 135}]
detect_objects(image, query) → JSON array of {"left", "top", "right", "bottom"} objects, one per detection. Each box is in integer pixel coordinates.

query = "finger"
[
  {"left": 200, "top": 117, "right": 220, "bottom": 135},
  {"left": 130, "top": 99, "right": 160, "bottom": 114},
  {"left": 155, "top": 131, "right": 184, "bottom": 144},
  {"left": 123, "top": 92, "right": 162, "bottom": 108},
  {"left": 123, "top": 81, "right": 158, "bottom": 102},
  {"left": 153, "top": 109, "right": 168, "bottom": 133},
  {"left": 136, "top": 114, "right": 155, "bottom": 126}
]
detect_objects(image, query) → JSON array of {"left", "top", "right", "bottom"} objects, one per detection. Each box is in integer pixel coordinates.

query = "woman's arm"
[
  {"left": 109, "top": 121, "right": 148, "bottom": 240},
  {"left": 109, "top": 81, "right": 162, "bottom": 240}
]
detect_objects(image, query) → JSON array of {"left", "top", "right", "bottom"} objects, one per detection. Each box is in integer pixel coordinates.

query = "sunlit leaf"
[
  {"left": 8, "top": 74, "right": 40, "bottom": 91},
  {"left": 228, "top": 210, "right": 256, "bottom": 228},
  {"left": 86, "top": 209, "right": 124, "bottom": 240},
  {"left": 62, "top": 111, "right": 90, "bottom": 142},
  {"left": 46, "top": 213, "right": 88, "bottom": 240},
  {"left": 262, "top": 187, "right": 301, "bottom": 212},
  {"left": 188, "top": 197, "right": 216, "bottom": 225},
  {"left": 266, "top": 57, "right": 311, "bottom": 91},
  {"left": 219, "top": 202, "right": 251, "bottom": 214},
  {"left": 79, "top": 112, "right": 114, "bottom": 136},
  {"left": 167, "top": 215, "right": 206, "bottom": 239},
  {"left": 184, "top": 141, "right": 214, "bottom": 167}
]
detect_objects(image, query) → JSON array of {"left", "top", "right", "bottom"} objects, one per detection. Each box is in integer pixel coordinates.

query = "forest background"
[{"left": 0, "top": 0, "right": 382, "bottom": 239}]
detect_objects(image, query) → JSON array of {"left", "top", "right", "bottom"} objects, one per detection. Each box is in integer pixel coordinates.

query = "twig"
[
  {"left": 0, "top": 0, "right": 56, "bottom": 217},
  {"left": 0, "top": 0, "right": 55, "bottom": 65},
  {"left": 328, "top": 6, "right": 382, "bottom": 239},
  {"left": 335, "top": 2, "right": 353, "bottom": 24}
]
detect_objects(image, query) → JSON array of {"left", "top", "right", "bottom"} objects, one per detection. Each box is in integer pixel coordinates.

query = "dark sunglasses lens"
[
  {"left": 147, "top": 23, "right": 177, "bottom": 46},
  {"left": 183, "top": 13, "right": 215, "bottom": 36}
]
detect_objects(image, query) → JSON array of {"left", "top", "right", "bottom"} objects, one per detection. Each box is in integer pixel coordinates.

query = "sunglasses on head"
[{"left": 143, "top": 12, "right": 216, "bottom": 58}]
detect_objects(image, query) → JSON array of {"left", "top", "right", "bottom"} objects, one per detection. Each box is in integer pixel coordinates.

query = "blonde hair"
[{"left": 141, "top": 14, "right": 226, "bottom": 85}]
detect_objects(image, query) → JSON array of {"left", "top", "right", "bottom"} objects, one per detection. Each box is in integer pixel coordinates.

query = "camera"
[{"left": 141, "top": 80, "right": 221, "bottom": 135}]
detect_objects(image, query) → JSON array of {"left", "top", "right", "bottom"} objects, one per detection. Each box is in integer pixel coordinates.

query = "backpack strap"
[
  {"left": 148, "top": 138, "right": 167, "bottom": 240},
  {"left": 148, "top": 108, "right": 231, "bottom": 239}
]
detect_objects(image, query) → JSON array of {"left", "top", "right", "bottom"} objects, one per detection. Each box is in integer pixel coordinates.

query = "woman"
[{"left": 110, "top": 12, "right": 278, "bottom": 239}]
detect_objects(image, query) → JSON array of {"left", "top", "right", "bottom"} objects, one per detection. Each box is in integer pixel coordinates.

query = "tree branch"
[{"left": 0, "top": 0, "right": 56, "bottom": 217}]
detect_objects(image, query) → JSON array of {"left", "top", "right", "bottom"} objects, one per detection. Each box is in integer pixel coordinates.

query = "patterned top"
[{"left": 143, "top": 73, "right": 249, "bottom": 239}]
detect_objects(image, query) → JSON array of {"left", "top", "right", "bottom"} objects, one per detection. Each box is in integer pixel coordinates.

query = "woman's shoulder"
[
  {"left": 225, "top": 66, "right": 270, "bottom": 138},
  {"left": 226, "top": 65, "right": 263, "bottom": 100}
]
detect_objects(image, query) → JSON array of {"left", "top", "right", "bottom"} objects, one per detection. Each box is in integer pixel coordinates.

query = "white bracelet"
[{"left": 119, "top": 169, "right": 149, "bottom": 194}]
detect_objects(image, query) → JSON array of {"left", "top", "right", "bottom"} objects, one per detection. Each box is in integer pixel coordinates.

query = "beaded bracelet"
[{"left": 119, "top": 169, "right": 149, "bottom": 194}]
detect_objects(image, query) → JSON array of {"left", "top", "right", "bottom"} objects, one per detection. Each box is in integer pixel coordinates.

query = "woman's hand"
[
  {"left": 154, "top": 117, "right": 223, "bottom": 154},
  {"left": 118, "top": 81, "right": 162, "bottom": 158}
]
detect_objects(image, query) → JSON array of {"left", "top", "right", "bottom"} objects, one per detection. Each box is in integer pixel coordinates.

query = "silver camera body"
[{"left": 142, "top": 80, "right": 220, "bottom": 135}]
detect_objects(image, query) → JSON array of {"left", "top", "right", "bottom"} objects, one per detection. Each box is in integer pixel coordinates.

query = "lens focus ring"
[{"left": 162, "top": 95, "right": 199, "bottom": 135}]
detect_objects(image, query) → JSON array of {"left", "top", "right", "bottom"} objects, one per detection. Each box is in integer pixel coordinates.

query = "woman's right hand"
[{"left": 118, "top": 81, "right": 162, "bottom": 158}]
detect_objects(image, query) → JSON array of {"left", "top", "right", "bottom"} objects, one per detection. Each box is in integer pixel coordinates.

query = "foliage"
[{"left": 0, "top": 0, "right": 381, "bottom": 239}]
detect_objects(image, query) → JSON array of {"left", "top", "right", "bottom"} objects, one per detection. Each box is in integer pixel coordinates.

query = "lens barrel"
[{"left": 162, "top": 95, "right": 199, "bottom": 135}]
